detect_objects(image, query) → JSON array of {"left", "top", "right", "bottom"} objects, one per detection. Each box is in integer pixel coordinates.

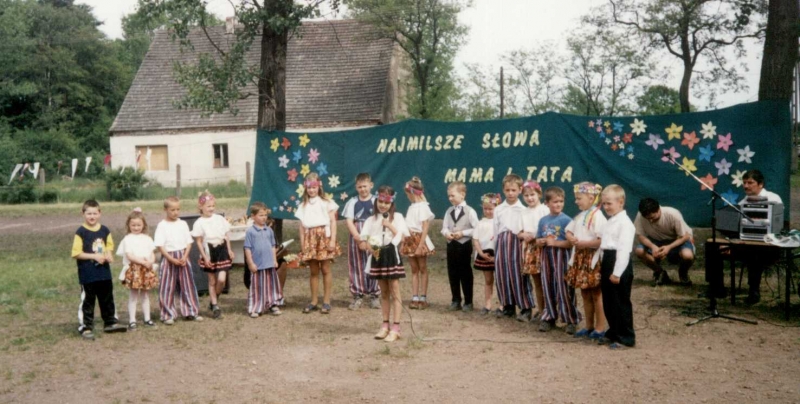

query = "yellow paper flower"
[
  {"left": 300, "top": 164, "right": 310, "bottom": 177},
  {"left": 682, "top": 157, "right": 697, "bottom": 176},
  {"left": 299, "top": 134, "right": 311, "bottom": 147},
  {"left": 270, "top": 138, "right": 280, "bottom": 152},
  {"left": 665, "top": 123, "right": 683, "bottom": 141},
  {"left": 296, "top": 184, "right": 305, "bottom": 197}
]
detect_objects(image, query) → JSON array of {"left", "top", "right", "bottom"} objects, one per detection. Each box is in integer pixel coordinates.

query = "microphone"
[{"left": 382, "top": 212, "right": 389, "bottom": 245}]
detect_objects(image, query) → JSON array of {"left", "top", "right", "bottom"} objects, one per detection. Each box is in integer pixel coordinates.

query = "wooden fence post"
[
  {"left": 39, "top": 168, "right": 45, "bottom": 187},
  {"left": 176, "top": 164, "right": 181, "bottom": 198},
  {"left": 245, "top": 161, "right": 252, "bottom": 197}
]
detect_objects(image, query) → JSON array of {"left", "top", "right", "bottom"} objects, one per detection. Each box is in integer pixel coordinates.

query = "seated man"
[
  {"left": 634, "top": 198, "right": 695, "bottom": 286},
  {"left": 739, "top": 169, "right": 783, "bottom": 305}
]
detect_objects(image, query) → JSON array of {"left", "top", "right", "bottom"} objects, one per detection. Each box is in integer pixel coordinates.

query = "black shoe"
[
  {"left": 655, "top": 271, "right": 672, "bottom": 286},
  {"left": 462, "top": 303, "right": 473, "bottom": 312},
  {"left": 448, "top": 302, "right": 462, "bottom": 311},
  {"left": 212, "top": 305, "right": 221, "bottom": 319},
  {"left": 744, "top": 295, "right": 761, "bottom": 306},
  {"left": 80, "top": 329, "right": 95, "bottom": 340},
  {"left": 516, "top": 309, "right": 531, "bottom": 322},
  {"left": 597, "top": 336, "right": 612, "bottom": 345},
  {"left": 103, "top": 323, "right": 127, "bottom": 333},
  {"left": 502, "top": 305, "right": 515, "bottom": 318}
]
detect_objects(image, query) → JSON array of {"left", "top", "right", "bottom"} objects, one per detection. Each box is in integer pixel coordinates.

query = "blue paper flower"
[
  {"left": 720, "top": 189, "right": 740, "bottom": 206},
  {"left": 613, "top": 121, "right": 624, "bottom": 132},
  {"left": 698, "top": 144, "right": 715, "bottom": 162},
  {"left": 292, "top": 150, "right": 302, "bottom": 163},
  {"left": 317, "top": 162, "right": 328, "bottom": 176},
  {"left": 627, "top": 145, "right": 634, "bottom": 153},
  {"left": 619, "top": 150, "right": 625, "bottom": 157}
]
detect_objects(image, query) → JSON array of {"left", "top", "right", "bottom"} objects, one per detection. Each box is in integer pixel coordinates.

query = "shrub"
[
  {"left": 104, "top": 167, "right": 149, "bottom": 201},
  {"left": 1, "top": 178, "right": 37, "bottom": 204}
]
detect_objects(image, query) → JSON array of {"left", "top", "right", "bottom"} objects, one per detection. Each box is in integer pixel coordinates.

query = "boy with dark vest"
[
  {"left": 72, "top": 199, "right": 127, "bottom": 340},
  {"left": 441, "top": 181, "right": 479, "bottom": 311}
]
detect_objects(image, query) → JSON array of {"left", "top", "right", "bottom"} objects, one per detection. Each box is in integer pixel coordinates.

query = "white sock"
[
  {"left": 128, "top": 290, "right": 138, "bottom": 323},
  {"left": 141, "top": 290, "right": 151, "bottom": 322}
]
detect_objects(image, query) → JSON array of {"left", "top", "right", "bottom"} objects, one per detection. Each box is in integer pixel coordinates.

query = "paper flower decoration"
[
  {"left": 588, "top": 120, "right": 595, "bottom": 128},
  {"left": 630, "top": 118, "right": 647, "bottom": 135},
  {"left": 681, "top": 131, "right": 700, "bottom": 150},
  {"left": 717, "top": 133, "right": 733, "bottom": 152},
  {"left": 699, "top": 173, "right": 717, "bottom": 190},
  {"left": 298, "top": 134, "right": 311, "bottom": 147},
  {"left": 281, "top": 137, "right": 291, "bottom": 150},
  {"left": 623, "top": 133, "right": 633, "bottom": 144},
  {"left": 278, "top": 154, "right": 289, "bottom": 168},
  {"left": 662, "top": 146, "right": 680, "bottom": 162},
  {"left": 737, "top": 146, "right": 754, "bottom": 164},
  {"left": 731, "top": 169, "right": 746, "bottom": 188},
  {"left": 665, "top": 123, "right": 683, "bottom": 141},
  {"left": 700, "top": 122, "right": 717, "bottom": 139},
  {"left": 328, "top": 175, "right": 340, "bottom": 188},
  {"left": 340, "top": 192, "right": 349, "bottom": 201},
  {"left": 646, "top": 134, "right": 664, "bottom": 150},
  {"left": 681, "top": 157, "right": 697, "bottom": 175},
  {"left": 613, "top": 121, "right": 624, "bottom": 132},
  {"left": 308, "top": 148, "right": 320, "bottom": 164},
  {"left": 292, "top": 150, "right": 302, "bottom": 163},
  {"left": 300, "top": 164, "right": 310, "bottom": 177},
  {"left": 698, "top": 145, "right": 715, "bottom": 162},
  {"left": 317, "top": 162, "right": 328, "bottom": 176},
  {"left": 296, "top": 184, "right": 305, "bottom": 197},
  {"left": 270, "top": 138, "right": 280, "bottom": 152},
  {"left": 287, "top": 168, "right": 298, "bottom": 182},
  {"left": 720, "top": 189, "right": 740, "bottom": 206},
  {"left": 714, "top": 158, "right": 732, "bottom": 176}
]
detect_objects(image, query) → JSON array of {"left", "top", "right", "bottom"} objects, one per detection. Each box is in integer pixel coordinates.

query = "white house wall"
[{"left": 109, "top": 126, "right": 372, "bottom": 187}]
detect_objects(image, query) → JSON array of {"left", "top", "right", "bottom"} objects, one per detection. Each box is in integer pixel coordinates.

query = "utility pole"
[{"left": 500, "top": 67, "right": 505, "bottom": 118}]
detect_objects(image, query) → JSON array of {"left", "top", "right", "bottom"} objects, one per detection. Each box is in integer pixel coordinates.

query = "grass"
[{"left": 0, "top": 197, "right": 250, "bottom": 218}]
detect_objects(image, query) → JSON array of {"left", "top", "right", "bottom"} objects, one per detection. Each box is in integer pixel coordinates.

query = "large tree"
[
  {"left": 345, "top": 0, "right": 469, "bottom": 120},
  {"left": 609, "top": 0, "right": 767, "bottom": 112},
  {"left": 502, "top": 43, "right": 563, "bottom": 115},
  {"left": 757, "top": 0, "right": 798, "bottom": 102}
]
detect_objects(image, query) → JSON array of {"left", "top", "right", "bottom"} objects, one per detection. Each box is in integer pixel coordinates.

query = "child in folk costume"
[
  {"left": 565, "top": 182, "right": 607, "bottom": 340},
  {"left": 191, "top": 190, "right": 234, "bottom": 319},
  {"left": 441, "top": 181, "right": 479, "bottom": 312},
  {"left": 359, "top": 186, "right": 410, "bottom": 342},
  {"left": 343, "top": 173, "right": 380, "bottom": 310},
  {"left": 472, "top": 193, "right": 501, "bottom": 315},
  {"left": 535, "top": 187, "right": 579, "bottom": 334},
  {"left": 116, "top": 208, "right": 158, "bottom": 329},
  {"left": 493, "top": 174, "right": 535, "bottom": 319},
  {"left": 295, "top": 172, "right": 342, "bottom": 314},
  {"left": 154, "top": 196, "right": 203, "bottom": 324},
  {"left": 599, "top": 185, "right": 636, "bottom": 349},
  {"left": 518, "top": 180, "right": 549, "bottom": 321},
  {"left": 244, "top": 202, "right": 283, "bottom": 318},
  {"left": 401, "top": 176, "right": 435, "bottom": 309}
]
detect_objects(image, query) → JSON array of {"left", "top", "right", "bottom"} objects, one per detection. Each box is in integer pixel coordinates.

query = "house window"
[
  {"left": 213, "top": 144, "right": 229, "bottom": 168},
  {"left": 136, "top": 145, "right": 168, "bottom": 171}
]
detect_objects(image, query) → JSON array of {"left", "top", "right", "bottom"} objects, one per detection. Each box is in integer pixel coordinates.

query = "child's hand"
[
  {"left": 248, "top": 263, "right": 258, "bottom": 274},
  {"left": 105, "top": 253, "right": 115, "bottom": 264},
  {"left": 610, "top": 274, "right": 621, "bottom": 284},
  {"left": 414, "top": 244, "right": 425, "bottom": 256},
  {"left": 453, "top": 232, "right": 462, "bottom": 239},
  {"left": 94, "top": 254, "right": 107, "bottom": 264},
  {"left": 228, "top": 249, "right": 235, "bottom": 260},
  {"left": 536, "top": 238, "right": 546, "bottom": 246},
  {"left": 327, "top": 240, "right": 336, "bottom": 251},
  {"left": 445, "top": 232, "right": 453, "bottom": 241}
]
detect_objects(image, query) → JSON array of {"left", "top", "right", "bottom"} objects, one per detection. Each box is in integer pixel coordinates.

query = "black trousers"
[
  {"left": 447, "top": 241, "right": 473, "bottom": 305},
  {"left": 600, "top": 250, "right": 635, "bottom": 347},
  {"left": 79, "top": 279, "right": 117, "bottom": 331}
]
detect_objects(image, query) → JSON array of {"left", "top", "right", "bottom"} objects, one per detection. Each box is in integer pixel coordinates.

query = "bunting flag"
[
  {"left": 28, "top": 162, "right": 40, "bottom": 179},
  {"left": 85, "top": 156, "right": 92, "bottom": 173},
  {"left": 8, "top": 164, "right": 22, "bottom": 185},
  {"left": 71, "top": 158, "right": 78, "bottom": 178},
  {"left": 145, "top": 147, "right": 152, "bottom": 171}
]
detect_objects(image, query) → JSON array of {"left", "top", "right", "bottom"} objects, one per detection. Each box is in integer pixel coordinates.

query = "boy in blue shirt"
[{"left": 244, "top": 202, "right": 283, "bottom": 318}]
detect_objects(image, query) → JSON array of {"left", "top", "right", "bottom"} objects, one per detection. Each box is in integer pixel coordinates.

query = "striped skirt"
[
  {"left": 494, "top": 231, "right": 534, "bottom": 309},
  {"left": 299, "top": 226, "right": 342, "bottom": 262},
  {"left": 348, "top": 222, "right": 379, "bottom": 296},
  {"left": 473, "top": 249, "right": 495, "bottom": 271},
  {"left": 248, "top": 268, "right": 283, "bottom": 314},
  {"left": 199, "top": 243, "right": 232, "bottom": 273},
  {"left": 159, "top": 250, "right": 200, "bottom": 321},
  {"left": 565, "top": 247, "right": 601, "bottom": 289},
  {"left": 539, "top": 246, "right": 580, "bottom": 324},
  {"left": 369, "top": 245, "right": 406, "bottom": 280}
]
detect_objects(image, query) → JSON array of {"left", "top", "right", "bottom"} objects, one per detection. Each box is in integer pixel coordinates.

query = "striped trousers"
[
  {"left": 159, "top": 251, "right": 200, "bottom": 320},
  {"left": 248, "top": 268, "right": 283, "bottom": 314},
  {"left": 348, "top": 222, "right": 379, "bottom": 297},
  {"left": 494, "top": 231, "right": 534, "bottom": 309},
  {"left": 540, "top": 246, "right": 581, "bottom": 324}
]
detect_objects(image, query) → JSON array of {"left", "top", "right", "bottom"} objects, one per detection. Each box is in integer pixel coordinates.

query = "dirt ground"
[{"left": 0, "top": 195, "right": 799, "bottom": 404}]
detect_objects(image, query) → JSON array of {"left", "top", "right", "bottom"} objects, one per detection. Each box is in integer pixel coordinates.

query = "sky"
[{"left": 76, "top": 0, "right": 763, "bottom": 110}]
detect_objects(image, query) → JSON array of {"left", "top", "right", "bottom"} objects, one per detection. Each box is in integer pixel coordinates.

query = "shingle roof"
[{"left": 110, "top": 20, "right": 394, "bottom": 133}]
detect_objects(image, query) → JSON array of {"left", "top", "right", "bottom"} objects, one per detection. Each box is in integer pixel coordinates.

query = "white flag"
[
  {"left": 146, "top": 147, "right": 152, "bottom": 171},
  {"left": 8, "top": 164, "right": 22, "bottom": 185},
  {"left": 29, "top": 162, "right": 40, "bottom": 179},
  {"left": 71, "top": 158, "right": 78, "bottom": 178},
  {"left": 84, "top": 156, "right": 92, "bottom": 173}
]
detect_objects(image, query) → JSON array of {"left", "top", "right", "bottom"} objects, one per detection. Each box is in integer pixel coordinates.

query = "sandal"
[
  {"left": 143, "top": 320, "right": 156, "bottom": 327},
  {"left": 302, "top": 304, "right": 319, "bottom": 314},
  {"left": 321, "top": 303, "right": 331, "bottom": 314},
  {"left": 128, "top": 322, "right": 137, "bottom": 330}
]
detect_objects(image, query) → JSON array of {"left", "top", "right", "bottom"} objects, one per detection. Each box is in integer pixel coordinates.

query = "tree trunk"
[
  {"left": 258, "top": 23, "right": 288, "bottom": 131},
  {"left": 758, "top": 0, "right": 798, "bottom": 101}
]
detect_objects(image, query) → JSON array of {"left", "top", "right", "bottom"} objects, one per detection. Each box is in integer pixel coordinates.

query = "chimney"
[{"left": 225, "top": 16, "right": 236, "bottom": 34}]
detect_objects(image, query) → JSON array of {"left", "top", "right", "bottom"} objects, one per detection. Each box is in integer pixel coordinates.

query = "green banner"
[{"left": 251, "top": 101, "right": 791, "bottom": 226}]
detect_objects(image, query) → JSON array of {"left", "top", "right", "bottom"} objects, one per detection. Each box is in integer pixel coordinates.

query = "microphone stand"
[{"left": 662, "top": 152, "right": 757, "bottom": 326}]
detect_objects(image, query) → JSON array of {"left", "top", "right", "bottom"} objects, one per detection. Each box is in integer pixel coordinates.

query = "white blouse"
[
  {"left": 191, "top": 214, "right": 231, "bottom": 247},
  {"left": 405, "top": 202, "right": 435, "bottom": 250},
  {"left": 295, "top": 197, "right": 339, "bottom": 237},
  {"left": 522, "top": 204, "right": 550, "bottom": 234},
  {"left": 565, "top": 207, "right": 607, "bottom": 267},
  {"left": 472, "top": 217, "right": 496, "bottom": 251},
  {"left": 599, "top": 210, "right": 635, "bottom": 277},
  {"left": 153, "top": 219, "right": 193, "bottom": 253},
  {"left": 360, "top": 212, "right": 409, "bottom": 274},
  {"left": 493, "top": 199, "right": 525, "bottom": 235},
  {"left": 116, "top": 233, "right": 155, "bottom": 267}
]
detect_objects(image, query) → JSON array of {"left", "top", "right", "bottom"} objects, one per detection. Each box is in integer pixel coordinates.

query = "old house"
[{"left": 110, "top": 19, "right": 407, "bottom": 186}]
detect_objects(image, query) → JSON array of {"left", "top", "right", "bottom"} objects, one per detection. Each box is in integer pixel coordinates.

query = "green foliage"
[
  {"left": 104, "top": 167, "right": 149, "bottom": 201},
  {"left": 346, "top": 0, "right": 470, "bottom": 120},
  {"left": 636, "top": 85, "right": 684, "bottom": 115}
]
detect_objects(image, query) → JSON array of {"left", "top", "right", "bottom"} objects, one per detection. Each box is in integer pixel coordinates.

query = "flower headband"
[
  {"left": 198, "top": 194, "right": 215, "bottom": 206},
  {"left": 132, "top": 207, "right": 142, "bottom": 213},
  {"left": 482, "top": 193, "right": 502, "bottom": 206},
  {"left": 522, "top": 181, "right": 541, "bottom": 192},
  {"left": 405, "top": 183, "right": 424, "bottom": 196},
  {"left": 574, "top": 183, "right": 602, "bottom": 195},
  {"left": 377, "top": 192, "right": 395, "bottom": 203},
  {"left": 303, "top": 179, "right": 321, "bottom": 188}
]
